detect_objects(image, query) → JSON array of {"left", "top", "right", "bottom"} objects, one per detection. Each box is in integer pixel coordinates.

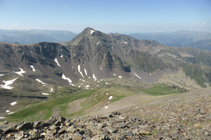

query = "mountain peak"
[{"left": 81, "top": 27, "right": 95, "bottom": 34}]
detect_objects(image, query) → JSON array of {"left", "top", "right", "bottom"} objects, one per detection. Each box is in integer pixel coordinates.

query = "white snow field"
[
  {"left": 84, "top": 68, "right": 87, "bottom": 76},
  {"left": 109, "top": 96, "right": 113, "bottom": 100},
  {"left": 42, "top": 93, "right": 50, "bottom": 96},
  {"left": 134, "top": 72, "right": 141, "bottom": 79},
  {"left": 0, "top": 78, "right": 18, "bottom": 89},
  {"left": 14, "top": 68, "right": 26, "bottom": 76},
  {"left": 10, "top": 102, "right": 17, "bottom": 106},
  {"left": 62, "top": 74, "right": 72, "bottom": 85},
  {"left": 30, "top": 65, "right": 36, "bottom": 71},
  {"left": 93, "top": 74, "right": 97, "bottom": 81},
  {"left": 78, "top": 65, "right": 84, "bottom": 77},
  {"left": 8, "top": 112, "right": 14, "bottom": 114},
  {"left": 36, "top": 79, "right": 46, "bottom": 85},
  {"left": 90, "top": 30, "right": 94, "bottom": 34},
  {"left": 50, "top": 88, "right": 53, "bottom": 92},
  {"left": 54, "top": 58, "right": 61, "bottom": 67}
]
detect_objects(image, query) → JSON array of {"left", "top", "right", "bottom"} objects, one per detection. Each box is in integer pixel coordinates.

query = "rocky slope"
[{"left": 0, "top": 88, "right": 210, "bottom": 139}]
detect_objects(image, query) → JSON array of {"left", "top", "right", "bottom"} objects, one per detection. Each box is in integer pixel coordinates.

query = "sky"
[{"left": 0, "top": 0, "right": 211, "bottom": 33}]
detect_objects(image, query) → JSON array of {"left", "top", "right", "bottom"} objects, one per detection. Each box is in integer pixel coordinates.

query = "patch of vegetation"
[
  {"left": 70, "top": 86, "right": 136, "bottom": 116},
  {"left": 183, "top": 64, "right": 207, "bottom": 88},
  {"left": 141, "top": 85, "right": 180, "bottom": 96},
  {"left": 6, "top": 87, "right": 95, "bottom": 122},
  {"left": 129, "top": 49, "right": 167, "bottom": 73}
]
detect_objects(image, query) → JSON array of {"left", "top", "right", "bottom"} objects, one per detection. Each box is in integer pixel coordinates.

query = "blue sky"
[{"left": 0, "top": 0, "right": 210, "bottom": 33}]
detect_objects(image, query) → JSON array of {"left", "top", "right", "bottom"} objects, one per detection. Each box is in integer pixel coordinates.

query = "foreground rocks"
[{"left": 0, "top": 89, "right": 211, "bottom": 139}]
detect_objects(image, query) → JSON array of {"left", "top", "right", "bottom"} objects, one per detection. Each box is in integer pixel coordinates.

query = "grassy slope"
[
  {"left": 6, "top": 88, "right": 95, "bottom": 122},
  {"left": 141, "top": 85, "right": 180, "bottom": 96},
  {"left": 6, "top": 86, "right": 136, "bottom": 122}
]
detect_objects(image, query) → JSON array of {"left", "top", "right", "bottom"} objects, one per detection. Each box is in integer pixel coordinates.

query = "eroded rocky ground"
[{"left": 0, "top": 88, "right": 211, "bottom": 140}]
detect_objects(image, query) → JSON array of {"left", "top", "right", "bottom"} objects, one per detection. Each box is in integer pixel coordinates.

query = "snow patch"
[
  {"left": 106, "top": 93, "right": 108, "bottom": 95},
  {"left": 96, "top": 42, "right": 99, "bottom": 45},
  {"left": 90, "top": 30, "right": 94, "bottom": 34},
  {"left": 36, "top": 79, "right": 46, "bottom": 85},
  {"left": 62, "top": 74, "right": 72, "bottom": 85},
  {"left": 113, "top": 73, "right": 116, "bottom": 76},
  {"left": 84, "top": 85, "right": 89, "bottom": 90},
  {"left": 97, "top": 85, "right": 99, "bottom": 86},
  {"left": 60, "top": 54, "right": 63, "bottom": 58},
  {"left": 30, "top": 65, "right": 36, "bottom": 71},
  {"left": 82, "top": 79, "right": 85, "bottom": 82},
  {"left": 14, "top": 68, "right": 26, "bottom": 76},
  {"left": 84, "top": 68, "right": 87, "bottom": 76},
  {"left": 105, "top": 82, "right": 108, "bottom": 85},
  {"left": 134, "top": 73, "right": 141, "bottom": 79},
  {"left": 118, "top": 76, "right": 122, "bottom": 78},
  {"left": 109, "top": 96, "right": 113, "bottom": 100},
  {"left": 0, "top": 74, "right": 4, "bottom": 76},
  {"left": 93, "top": 74, "right": 97, "bottom": 81},
  {"left": 6, "top": 110, "right": 10, "bottom": 113},
  {"left": 78, "top": 65, "right": 84, "bottom": 77},
  {"left": 124, "top": 42, "right": 128, "bottom": 44},
  {"left": 42, "top": 93, "right": 50, "bottom": 96},
  {"left": 50, "top": 88, "right": 53, "bottom": 92},
  {"left": 0, "top": 117, "right": 5, "bottom": 119},
  {"left": 0, "top": 78, "right": 18, "bottom": 89},
  {"left": 11, "top": 102, "right": 17, "bottom": 106},
  {"left": 100, "top": 79, "right": 103, "bottom": 81},
  {"left": 54, "top": 58, "right": 61, "bottom": 67},
  {"left": 100, "top": 68, "right": 102, "bottom": 70},
  {"left": 8, "top": 112, "right": 14, "bottom": 114},
  {"left": 105, "top": 106, "right": 108, "bottom": 109}
]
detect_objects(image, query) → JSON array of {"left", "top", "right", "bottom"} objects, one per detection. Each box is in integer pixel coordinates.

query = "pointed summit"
[
  {"left": 67, "top": 27, "right": 97, "bottom": 45},
  {"left": 79, "top": 27, "right": 96, "bottom": 36}
]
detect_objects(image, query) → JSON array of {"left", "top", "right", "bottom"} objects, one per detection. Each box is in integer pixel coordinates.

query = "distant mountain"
[
  {"left": 128, "top": 30, "right": 211, "bottom": 50},
  {"left": 0, "top": 29, "right": 77, "bottom": 44},
  {"left": 187, "top": 39, "right": 211, "bottom": 51}
]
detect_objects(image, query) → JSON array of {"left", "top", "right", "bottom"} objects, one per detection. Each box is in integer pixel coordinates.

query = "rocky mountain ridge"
[{"left": 0, "top": 27, "right": 211, "bottom": 125}]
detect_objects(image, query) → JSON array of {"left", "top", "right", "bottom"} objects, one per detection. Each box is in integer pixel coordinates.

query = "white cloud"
[
  {"left": 12, "top": 23, "right": 20, "bottom": 26},
  {"left": 194, "top": 22, "right": 206, "bottom": 26},
  {"left": 202, "top": 22, "right": 206, "bottom": 26}
]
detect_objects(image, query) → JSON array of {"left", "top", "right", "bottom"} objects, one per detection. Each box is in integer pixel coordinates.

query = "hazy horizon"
[{"left": 1, "top": 0, "right": 210, "bottom": 34}]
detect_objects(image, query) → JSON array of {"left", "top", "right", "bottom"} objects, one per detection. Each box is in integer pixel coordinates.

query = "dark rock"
[{"left": 16, "top": 122, "right": 33, "bottom": 130}]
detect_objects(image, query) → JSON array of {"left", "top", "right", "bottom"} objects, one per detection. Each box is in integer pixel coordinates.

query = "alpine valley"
[{"left": 0, "top": 28, "right": 211, "bottom": 139}]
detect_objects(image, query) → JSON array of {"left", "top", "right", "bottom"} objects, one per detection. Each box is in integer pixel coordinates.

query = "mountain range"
[
  {"left": 1, "top": 29, "right": 211, "bottom": 52},
  {"left": 0, "top": 27, "right": 211, "bottom": 122},
  {"left": 0, "top": 29, "right": 76, "bottom": 44},
  {"left": 129, "top": 30, "right": 211, "bottom": 51}
]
